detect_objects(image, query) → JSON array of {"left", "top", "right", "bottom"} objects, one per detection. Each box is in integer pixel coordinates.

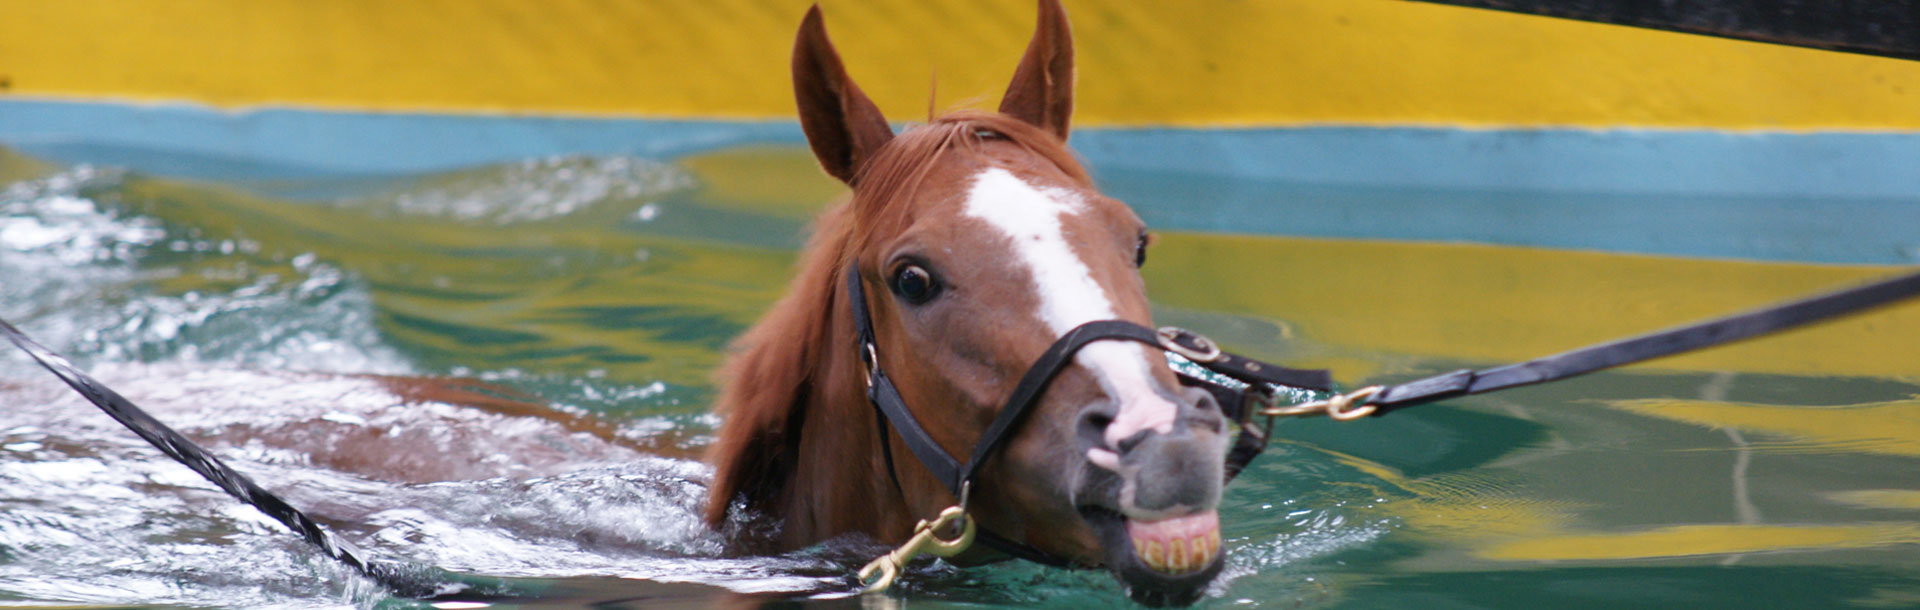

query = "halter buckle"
[
  {"left": 1156, "top": 326, "right": 1223, "bottom": 363},
  {"left": 862, "top": 341, "right": 879, "bottom": 391}
]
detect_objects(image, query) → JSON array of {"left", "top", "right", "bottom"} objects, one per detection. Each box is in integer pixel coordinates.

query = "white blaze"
[{"left": 961, "top": 168, "right": 1177, "bottom": 449}]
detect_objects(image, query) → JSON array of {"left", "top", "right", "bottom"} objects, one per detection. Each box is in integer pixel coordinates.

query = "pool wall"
[{"left": 2, "top": 0, "right": 1915, "bottom": 264}]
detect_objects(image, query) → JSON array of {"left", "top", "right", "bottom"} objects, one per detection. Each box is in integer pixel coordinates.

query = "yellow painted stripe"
[
  {"left": 1828, "top": 490, "right": 1920, "bottom": 511},
  {"left": 1, "top": 1, "right": 1916, "bottom": 129},
  {"left": 0, "top": 146, "right": 53, "bottom": 184},
  {"left": 1608, "top": 398, "right": 1920, "bottom": 458},
  {"left": 1482, "top": 523, "right": 1920, "bottom": 561}
]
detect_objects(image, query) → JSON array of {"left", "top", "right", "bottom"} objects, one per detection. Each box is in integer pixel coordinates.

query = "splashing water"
[{"left": 349, "top": 155, "right": 696, "bottom": 225}]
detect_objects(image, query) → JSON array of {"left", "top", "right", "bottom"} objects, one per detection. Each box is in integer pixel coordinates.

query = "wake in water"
[
  {"left": 0, "top": 158, "right": 851, "bottom": 607},
  {"left": 0, "top": 365, "right": 1374, "bottom": 608},
  {"left": 0, "top": 363, "right": 874, "bottom": 608}
]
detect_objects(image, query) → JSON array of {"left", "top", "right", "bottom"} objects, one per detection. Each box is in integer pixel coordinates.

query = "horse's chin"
[{"left": 1082, "top": 507, "right": 1225, "bottom": 607}]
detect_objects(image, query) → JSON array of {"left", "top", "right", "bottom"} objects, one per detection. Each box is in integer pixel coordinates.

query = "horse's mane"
[{"left": 703, "top": 111, "right": 1091, "bottom": 530}]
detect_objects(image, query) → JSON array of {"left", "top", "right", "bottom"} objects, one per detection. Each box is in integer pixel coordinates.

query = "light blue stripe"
[
  {"left": 1075, "top": 127, "right": 1920, "bottom": 200},
  {"left": 0, "top": 100, "right": 802, "bottom": 177},
  {"left": 1, "top": 99, "right": 1915, "bottom": 264}
]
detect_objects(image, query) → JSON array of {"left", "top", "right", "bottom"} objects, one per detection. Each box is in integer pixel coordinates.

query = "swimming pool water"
[{"left": 2, "top": 143, "right": 1917, "bottom": 609}]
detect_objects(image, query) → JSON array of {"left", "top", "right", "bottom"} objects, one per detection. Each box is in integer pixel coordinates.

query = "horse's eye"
[
  {"left": 891, "top": 265, "right": 940, "bottom": 304},
  {"left": 1134, "top": 232, "right": 1149, "bottom": 268}
]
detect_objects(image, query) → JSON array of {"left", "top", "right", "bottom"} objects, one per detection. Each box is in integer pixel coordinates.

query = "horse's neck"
[
  {"left": 709, "top": 204, "right": 945, "bottom": 548},
  {"left": 774, "top": 304, "right": 927, "bottom": 546}
]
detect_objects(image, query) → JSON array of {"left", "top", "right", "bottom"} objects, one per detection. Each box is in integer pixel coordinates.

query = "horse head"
[{"left": 707, "top": 1, "right": 1232, "bottom": 603}]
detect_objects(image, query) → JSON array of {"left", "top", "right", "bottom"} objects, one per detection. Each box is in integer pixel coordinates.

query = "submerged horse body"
[{"left": 706, "top": 1, "right": 1235, "bottom": 602}]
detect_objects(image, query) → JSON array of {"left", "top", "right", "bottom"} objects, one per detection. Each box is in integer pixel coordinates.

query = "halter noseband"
[{"left": 845, "top": 264, "right": 1331, "bottom": 566}]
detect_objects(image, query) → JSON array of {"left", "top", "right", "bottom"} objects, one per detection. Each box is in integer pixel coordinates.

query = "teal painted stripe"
[
  {"left": 0, "top": 100, "right": 801, "bottom": 178},
  {"left": 1, "top": 99, "right": 1915, "bottom": 264}
]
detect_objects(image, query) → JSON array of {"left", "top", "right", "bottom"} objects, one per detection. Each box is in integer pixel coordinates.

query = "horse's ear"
[
  {"left": 999, "top": 0, "right": 1074, "bottom": 141},
  {"left": 793, "top": 5, "right": 894, "bottom": 184}
]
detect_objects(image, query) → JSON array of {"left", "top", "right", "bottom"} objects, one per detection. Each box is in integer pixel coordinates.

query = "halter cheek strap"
[{"left": 846, "top": 264, "right": 1331, "bottom": 567}]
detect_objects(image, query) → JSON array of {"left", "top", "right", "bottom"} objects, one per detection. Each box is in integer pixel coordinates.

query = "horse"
[{"left": 704, "top": 1, "right": 1237, "bottom": 603}]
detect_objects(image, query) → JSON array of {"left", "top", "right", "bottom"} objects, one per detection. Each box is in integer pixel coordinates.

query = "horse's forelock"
[{"left": 846, "top": 111, "right": 1091, "bottom": 259}]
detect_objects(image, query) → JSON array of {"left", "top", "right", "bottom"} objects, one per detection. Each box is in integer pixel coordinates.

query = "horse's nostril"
[
  {"left": 1179, "top": 386, "right": 1228, "bottom": 434},
  {"left": 1078, "top": 406, "right": 1119, "bottom": 450},
  {"left": 1085, "top": 411, "right": 1114, "bottom": 430},
  {"left": 1190, "top": 389, "right": 1220, "bottom": 413},
  {"left": 1115, "top": 430, "right": 1150, "bottom": 454}
]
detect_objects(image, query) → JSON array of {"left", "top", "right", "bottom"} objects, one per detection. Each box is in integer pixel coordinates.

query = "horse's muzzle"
[
  {"left": 1114, "top": 387, "right": 1228, "bottom": 511},
  {"left": 1079, "top": 385, "right": 1232, "bottom": 605}
]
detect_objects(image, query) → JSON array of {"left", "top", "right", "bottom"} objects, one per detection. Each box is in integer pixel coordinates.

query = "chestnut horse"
[{"left": 706, "top": 1, "right": 1234, "bottom": 602}]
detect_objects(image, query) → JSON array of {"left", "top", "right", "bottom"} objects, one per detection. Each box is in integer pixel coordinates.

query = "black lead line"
[
  {"left": 0, "top": 318, "right": 465, "bottom": 599},
  {"left": 1362, "top": 267, "right": 1920, "bottom": 414}
]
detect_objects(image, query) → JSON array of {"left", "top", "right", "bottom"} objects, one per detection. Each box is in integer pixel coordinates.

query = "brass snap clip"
[
  {"left": 858, "top": 505, "right": 978, "bottom": 593},
  {"left": 1262, "top": 385, "right": 1384, "bottom": 421}
]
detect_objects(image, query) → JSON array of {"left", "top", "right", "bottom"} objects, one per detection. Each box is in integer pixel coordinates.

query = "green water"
[{"left": 2, "top": 144, "right": 1917, "bottom": 609}]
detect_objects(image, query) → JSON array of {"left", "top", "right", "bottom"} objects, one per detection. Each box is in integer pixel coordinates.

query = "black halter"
[{"left": 845, "top": 264, "right": 1332, "bottom": 565}]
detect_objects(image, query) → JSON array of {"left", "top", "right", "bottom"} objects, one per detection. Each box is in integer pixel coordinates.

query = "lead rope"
[
  {"left": 0, "top": 318, "right": 469, "bottom": 599},
  {"left": 1259, "top": 267, "right": 1920, "bottom": 422}
]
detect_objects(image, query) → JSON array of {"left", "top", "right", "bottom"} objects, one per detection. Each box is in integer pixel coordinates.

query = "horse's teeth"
[
  {"left": 1191, "top": 535, "right": 1212, "bottom": 566},
  {"left": 1130, "top": 516, "right": 1225, "bottom": 574}
]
